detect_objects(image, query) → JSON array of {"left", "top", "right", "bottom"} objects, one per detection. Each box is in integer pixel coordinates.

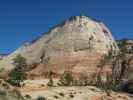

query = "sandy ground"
[{"left": 19, "top": 80, "right": 133, "bottom": 100}]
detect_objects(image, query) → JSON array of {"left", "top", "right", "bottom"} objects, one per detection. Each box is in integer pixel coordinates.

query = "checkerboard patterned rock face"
[{"left": 0, "top": 16, "right": 119, "bottom": 80}]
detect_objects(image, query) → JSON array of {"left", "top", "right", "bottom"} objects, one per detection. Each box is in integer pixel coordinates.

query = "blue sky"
[{"left": 0, "top": 0, "right": 133, "bottom": 53}]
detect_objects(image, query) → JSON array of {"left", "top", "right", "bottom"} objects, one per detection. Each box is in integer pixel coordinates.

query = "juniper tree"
[{"left": 7, "top": 54, "right": 27, "bottom": 87}]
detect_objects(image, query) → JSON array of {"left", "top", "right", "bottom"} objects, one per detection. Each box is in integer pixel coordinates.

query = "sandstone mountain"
[{"left": 0, "top": 16, "right": 119, "bottom": 79}]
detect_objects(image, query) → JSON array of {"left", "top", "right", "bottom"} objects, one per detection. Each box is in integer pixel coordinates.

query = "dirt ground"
[{"left": 18, "top": 80, "right": 133, "bottom": 100}]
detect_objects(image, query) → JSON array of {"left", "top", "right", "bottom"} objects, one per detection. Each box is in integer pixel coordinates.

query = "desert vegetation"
[
  {"left": 3, "top": 41, "right": 133, "bottom": 100},
  {"left": 7, "top": 54, "right": 27, "bottom": 87},
  {"left": 0, "top": 82, "right": 25, "bottom": 100},
  {"left": 95, "top": 40, "right": 133, "bottom": 96},
  {"left": 58, "top": 72, "right": 74, "bottom": 86},
  {"left": 36, "top": 96, "right": 46, "bottom": 100},
  {"left": 0, "top": 15, "right": 132, "bottom": 100}
]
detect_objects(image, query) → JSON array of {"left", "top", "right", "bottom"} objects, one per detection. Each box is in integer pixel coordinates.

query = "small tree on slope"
[{"left": 7, "top": 54, "right": 27, "bottom": 87}]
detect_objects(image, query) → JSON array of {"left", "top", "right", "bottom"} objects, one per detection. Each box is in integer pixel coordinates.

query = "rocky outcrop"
[
  {"left": 0, "top": 16, "right": 119, "bottom": 80},
  {"left": 111, "top": 53, "right": 133, "bottom": 93}
]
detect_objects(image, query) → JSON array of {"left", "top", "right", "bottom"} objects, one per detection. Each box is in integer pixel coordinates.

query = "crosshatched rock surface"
[{"left": 0, "top": 16, "right": 119, "bottom": 80}]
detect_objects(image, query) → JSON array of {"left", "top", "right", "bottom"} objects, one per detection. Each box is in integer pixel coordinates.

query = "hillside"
[
  {"left": 0, "top": 15, "right": 133, "bottom": 100},
  {"left": 0, "top": 16, "right": 119, "bottom": 80}
]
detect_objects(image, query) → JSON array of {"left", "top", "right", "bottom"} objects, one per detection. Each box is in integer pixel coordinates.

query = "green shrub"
[
  {"left": 59, "top": 72, "right": 73, "bottom": 86},
  {"left": 36, "top": 96, "right": 46, "bottom": 100},
  {"left": 96, "top": 74, "right": 103, "bottom": 88},
  {"left": 7, "top": 54, "right": 27, "bottom": 87},
  {"left": 0, "top": 68, "right": 4, "bottom": 73},
  {"left": 25, "top": 94, "right": 31, "bottom": 99},
  {"left": 69, "top": 94, "right": 74, "bottom": 98},
  {"left": 7, "top": 70, "right": 26, "bottom": 87},
  {"left": 59, "top": 92, "right": 65, "bottom": 97},
  {"left": 53, "top": 95, "right": 58, "bottom": 99},
  {"left": 47, "top": 76, "right": 54, "bottom": 86},
  {"left": 95, "top": 73, "right": 114, "bottom": 96},
  {"left": 117, "top": 39, "right": 128, "bottom": 53},
  {"left": 0, "top": 89, "right": 6, "bottom": 96},
  {"left": 118, "top": 82, "right": 133, "bottom": 94}
]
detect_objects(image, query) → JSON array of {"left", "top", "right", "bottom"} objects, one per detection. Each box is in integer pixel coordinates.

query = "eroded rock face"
[
  {"left": 112, "top": 55, "right": 133, "bottom": 93},
  {"left": 0, "top": 16, "right": 119, "bottom": 80}
]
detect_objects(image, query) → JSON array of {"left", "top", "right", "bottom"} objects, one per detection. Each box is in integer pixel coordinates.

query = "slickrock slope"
[
  {"left": 21, "top": 86, "right": 133, "bottom": 100},
  {"left": 0, "top": 16, "right": 119, "bottom": 79}
]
